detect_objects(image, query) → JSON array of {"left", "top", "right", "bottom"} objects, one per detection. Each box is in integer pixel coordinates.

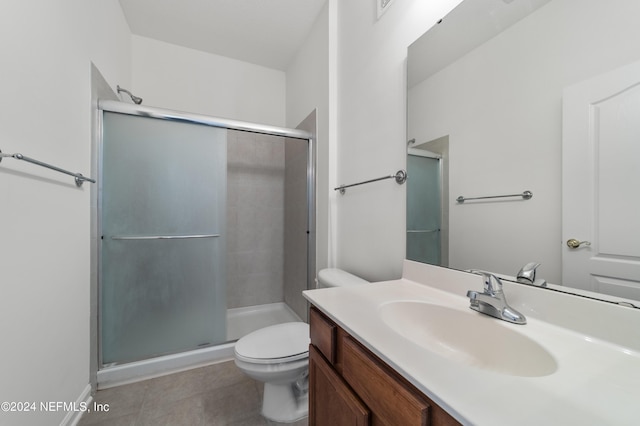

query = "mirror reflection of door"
[
  {"left": 563, "top": 59, "right": 640, "bottom": 300},
  {"left": 407, "top": 152, "right": 441, "bottom": 265}
]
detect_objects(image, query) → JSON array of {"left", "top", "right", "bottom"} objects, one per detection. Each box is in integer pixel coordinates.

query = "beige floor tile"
[
  {"left": 265, "top": 417, "right": 308, "bottom": 426},
  {"left": 228, "top": 414, "right": 268, "bottom": 426},
  {"left": 202, "top": 380, "right": 262, "bottom": 424},
  {"left": 197, "top": 361, "right": 250, "bottom": 393},
  {"left": 137, "top": 394, "right": 204, "bottom": 426},
  {"left": 77, "top": 361, "right": 308, "bottom": 426},
  {"left": 79, "top": 380, "right": 148, "bottom": 425},
  {"left": 78, "top": 412, "right": 138, "bottom": 426},
  {"left": 139, "top": 368, "right": 208, "bottom": 414}
]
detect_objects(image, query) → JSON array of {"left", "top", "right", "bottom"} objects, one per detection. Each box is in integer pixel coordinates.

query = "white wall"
[
  {"left": 132, "top": 36, "right": 286, "bottom": 126},
  {"left": 334, "top": 0, "right": 462, "bottom": 281},
  {"left": 286, "top": 2, "right": 331, "bottom": 273},
  {"left": 0, "top": 1, "right": 131, "bottom": 425}
]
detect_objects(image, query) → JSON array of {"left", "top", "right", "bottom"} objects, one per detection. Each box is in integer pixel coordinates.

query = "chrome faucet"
[
  {"left": 516, "top": 262, "right": 547, "bottom": 287},
  {"left": 466, "top": 270, "right": 526, "bottom": 324}
]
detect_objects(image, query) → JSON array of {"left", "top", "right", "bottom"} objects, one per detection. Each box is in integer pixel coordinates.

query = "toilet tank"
[{"left": 317, "top": 268, "right": 369, "bottom": 289}]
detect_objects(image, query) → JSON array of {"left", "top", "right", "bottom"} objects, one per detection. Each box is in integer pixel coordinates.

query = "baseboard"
[{"left": 60, "top": 384, "right": 93, "bottom": 426}]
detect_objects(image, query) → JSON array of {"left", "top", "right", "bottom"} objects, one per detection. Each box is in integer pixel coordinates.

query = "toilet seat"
[{"left": 235, "top": 322, "right": 310, "bottom": 364}]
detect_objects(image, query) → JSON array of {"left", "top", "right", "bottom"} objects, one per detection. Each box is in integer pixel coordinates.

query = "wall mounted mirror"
[{"left": 407, "top": 0, "right": 640, "bottom": 304}]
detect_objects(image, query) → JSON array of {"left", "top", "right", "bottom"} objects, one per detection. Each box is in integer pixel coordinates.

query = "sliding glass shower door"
[
  {"left": 406, "top": 154, "right": 441, "bottom": 265},
  {"left": 100, "top": 112, "right": 227, "bottom": 365}
]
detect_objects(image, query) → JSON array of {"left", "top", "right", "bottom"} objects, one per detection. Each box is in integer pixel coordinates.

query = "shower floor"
[{"left": 227, "top": 302, "right": 303, "bottom": 341}]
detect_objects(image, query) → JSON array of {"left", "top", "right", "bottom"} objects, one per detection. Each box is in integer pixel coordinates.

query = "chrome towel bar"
[
  {"left": 110, "top": 234, "right": 220, "bottom": 241},
  {"left": 0, "top": 149, "right": 96, "bottom": 187},
  {"left": 335, "top": 169, "right": 407, "bottom": 195},
  {"left": 456, "top": 190, "right": 533, "bottom": 203}
]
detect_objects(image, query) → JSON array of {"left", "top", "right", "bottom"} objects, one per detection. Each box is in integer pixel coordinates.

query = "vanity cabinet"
[{"left": 309, "top": 306, "right": 460, "bottom": 426}]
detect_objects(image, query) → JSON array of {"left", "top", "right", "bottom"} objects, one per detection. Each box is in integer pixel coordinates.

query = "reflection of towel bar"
[
  {"left": 0, "top": 149, "right": 96, "bottom": 187},
  {"left": 335, "top": 169, "right": 407, "bottom": 194},
  {"left": 110, "top": 234, "right": 220, "bottom": 240},
  {"left": 456, "top": 190, "right": 533, "bottom": 203}
]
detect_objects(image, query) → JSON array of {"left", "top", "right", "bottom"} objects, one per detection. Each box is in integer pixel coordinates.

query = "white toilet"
[{"left": 233, "top": 268, "right": 369, "bottom": 423}]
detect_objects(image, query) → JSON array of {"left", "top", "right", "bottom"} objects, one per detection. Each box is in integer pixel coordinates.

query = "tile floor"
[{"left": 78, "top": 361, "right": 308, "bottom": 426}]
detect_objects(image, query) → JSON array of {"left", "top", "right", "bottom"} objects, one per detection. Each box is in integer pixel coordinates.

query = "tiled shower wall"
[
  {"left": 284, "top": 111, "right": 315, "bottom": 321},
  {"left": 284, "top": 136, "right": 309, "bottom": 321},
  {"left": 226, "top": 128, "right": 310, "bottom": 318},
  {"left": 227, "top": 130, "right": 286, "bottom": 309}
]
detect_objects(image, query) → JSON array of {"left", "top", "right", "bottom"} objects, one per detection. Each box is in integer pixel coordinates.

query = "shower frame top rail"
[
  {"left": 98, "top": 100, "right": 312, "bottom": 140},
  {"left": 335, "top": 169, "right": 407, "bottom": 194},
  {"left": 456, "top": 190, "right": 533, "bottom": 203},
  {"left": 0, "top": 149, "right": 96, "bottom": 187}
]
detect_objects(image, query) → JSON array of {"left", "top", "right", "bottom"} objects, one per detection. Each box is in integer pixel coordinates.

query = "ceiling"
[{"left": 118, "top": 0, "right": 327, "bottom": 71}]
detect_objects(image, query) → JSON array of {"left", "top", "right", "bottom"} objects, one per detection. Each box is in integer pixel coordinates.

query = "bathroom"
[{"left": 1, "top": 0, "right": 639, "bottom": 425}]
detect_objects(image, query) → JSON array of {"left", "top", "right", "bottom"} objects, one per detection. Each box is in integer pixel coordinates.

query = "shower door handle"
[{"left": 110, "top": 234, "right": 220, "bottom": 240}]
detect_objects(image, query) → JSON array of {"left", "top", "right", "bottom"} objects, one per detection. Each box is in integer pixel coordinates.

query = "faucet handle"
[
  {"left": 466, "top": 271, "right": 527, "bottom": 325},
  {"left": 516, "top": 262, "right": 540, "bottom": 283},
  {"left": 469, "top": 270, "right": 503, "bottom": 294},
  {"left": 517, "top": 262, "right": 547, "bottom": 287}
]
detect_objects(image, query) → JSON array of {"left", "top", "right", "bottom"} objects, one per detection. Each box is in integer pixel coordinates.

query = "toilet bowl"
[
  {"left": 234, "top": 322, "right": 310, "bottom": 422},
  {"left": 233, "top": 268, "right": 369, "bottom": 422}
]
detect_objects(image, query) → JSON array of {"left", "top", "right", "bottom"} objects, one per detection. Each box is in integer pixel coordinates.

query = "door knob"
[{"left": 567, "top": 238, "right": 591, "bottom": 249}]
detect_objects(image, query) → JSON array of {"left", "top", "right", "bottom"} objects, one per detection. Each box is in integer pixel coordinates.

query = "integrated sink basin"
[{"left": 379, "top": 301, "right": 557, "bottom": 377}]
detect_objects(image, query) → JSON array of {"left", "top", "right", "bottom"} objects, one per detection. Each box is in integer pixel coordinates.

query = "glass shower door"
[
  {"left": 407, "top": 154, "right": 441, "bottom": 265},
  {"left": 101, "top": 112, "right": 227, "bottom": 365}
]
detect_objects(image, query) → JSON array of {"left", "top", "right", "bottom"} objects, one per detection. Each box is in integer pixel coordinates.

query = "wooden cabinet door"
[
  {"left": 342, "top": 336, "right": 430, "bottom": 426},
  {"left": 310, "top": 307, "right": 337, "bottom": 363},
  {"left": 309, "top": 345, "right": 370, "bottom": 426}
]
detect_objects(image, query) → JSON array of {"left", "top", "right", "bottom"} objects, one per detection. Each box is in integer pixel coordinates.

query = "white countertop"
[{"left": 303, "top": 262, "right": 640, "bottom": 426}]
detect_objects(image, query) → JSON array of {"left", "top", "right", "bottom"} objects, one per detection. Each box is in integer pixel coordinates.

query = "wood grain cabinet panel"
[
  {"left": 342, "top": 336, "right": 429, "bottom": 426},
  {"left": 309, "top": 345, "right": 370, "bottom": 426},
  {"left": 310, "top": 306, "right": 337, "bottom": 363}
]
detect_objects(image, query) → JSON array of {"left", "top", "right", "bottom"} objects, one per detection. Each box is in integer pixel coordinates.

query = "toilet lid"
[{"left": 235, "top": 322, "right": 309, "bottom": 364}]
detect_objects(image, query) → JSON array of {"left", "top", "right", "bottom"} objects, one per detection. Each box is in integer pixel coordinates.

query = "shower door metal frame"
[
  {"left": 94, "top": 100, "right": 315, "bottom": 371},
  {"left": 407, "top": 148, "right": 444, "bottom": 266}
]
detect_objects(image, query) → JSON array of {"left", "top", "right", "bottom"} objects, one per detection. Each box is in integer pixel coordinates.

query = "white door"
[{"left": 562, "top": 60, "right": 640, "bottom": 301}]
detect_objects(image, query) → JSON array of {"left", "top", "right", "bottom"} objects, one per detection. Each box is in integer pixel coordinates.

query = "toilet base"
[{"left": 261, "top": 381, "right": 309, "bottom": 423}]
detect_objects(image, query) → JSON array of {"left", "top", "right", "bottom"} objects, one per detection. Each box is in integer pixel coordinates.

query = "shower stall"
[
  {"left": 95, "top": 100, "right": 315, "bottom": 387},
  {"left": 406, "top": 153, "right": 441, "bottom": 265}
]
